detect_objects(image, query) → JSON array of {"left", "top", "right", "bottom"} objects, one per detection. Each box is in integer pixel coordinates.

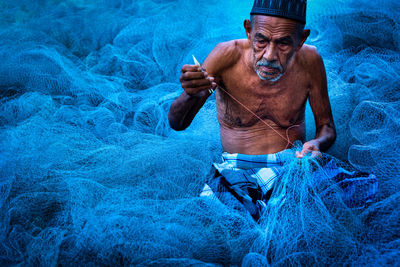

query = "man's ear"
[
  {"left": 244, "top": 19, "right": 252, "bottom": 40},
  {"left": 296, "top": 29, "right": 310, "bottom": 51}
]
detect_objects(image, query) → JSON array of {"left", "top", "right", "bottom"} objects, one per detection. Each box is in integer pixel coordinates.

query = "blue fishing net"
[{"left": 0, "top": 0, "right": 399, "bottom": 265}]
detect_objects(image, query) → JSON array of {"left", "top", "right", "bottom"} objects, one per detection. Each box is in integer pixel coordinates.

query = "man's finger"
[
  {"left": 296, "top": 150, "right": 305, "bottom": 158},
  {"left": 180, "top": 71, "right": 207, "bottom": 81},
  {"left": 185, "top": 85, "right": 215, "bottom": 95},
  {"left": 181, "top": 64, "right": 202, "bottom": 73},
  {"left": 297, "top": 147, "right": 313, "bottom": 158},
  {"left": 182, "top": 78, "right": 213, "bottom": 88}
]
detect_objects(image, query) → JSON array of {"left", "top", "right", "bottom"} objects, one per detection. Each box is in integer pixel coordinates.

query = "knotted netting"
[{"left": 0, "top": 0, "right": 399, "bottom": 265}]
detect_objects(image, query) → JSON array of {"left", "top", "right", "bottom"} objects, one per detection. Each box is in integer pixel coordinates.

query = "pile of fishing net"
[{"left": 0, "top": 0, "right": 399, "bottom": 265}]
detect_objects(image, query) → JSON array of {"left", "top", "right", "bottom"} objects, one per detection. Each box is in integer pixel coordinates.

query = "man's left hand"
[{"left": 296, "top": 140, "right": 322, "bottom": 158}]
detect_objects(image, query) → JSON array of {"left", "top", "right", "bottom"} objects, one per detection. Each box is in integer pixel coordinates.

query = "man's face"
[{"left": 246, "top": 15, "right": 304, "bottom": 82}]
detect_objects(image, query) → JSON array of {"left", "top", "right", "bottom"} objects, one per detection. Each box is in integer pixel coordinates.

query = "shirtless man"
[
  {"left": 168, "top": 7, "right": 336, "bottom": 158},
  {"left": 168, "top": 0, "right": 379, "bottom": 223},
  {"left": 167, "top": 1, "right": 338, "bottom": 220}
]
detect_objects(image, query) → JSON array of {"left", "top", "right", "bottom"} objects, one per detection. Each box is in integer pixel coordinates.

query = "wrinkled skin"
[{"left": 169, "top": 15, "right": 336, "bottom": 157}]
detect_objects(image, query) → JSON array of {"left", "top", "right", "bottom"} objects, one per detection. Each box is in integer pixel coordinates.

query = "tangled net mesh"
[{"left": 0, "top": 0, "right": 399, "bottom": 265}]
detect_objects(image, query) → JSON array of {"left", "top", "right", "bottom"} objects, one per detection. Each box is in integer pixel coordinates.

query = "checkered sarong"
[
  {"left": 201, "top": 149, "right": 293, "bottom": 196},
  {"left": 200, "top": 149, "right": 293, "bottom": 220},
  {"left": 200, "top": 149, "right": 378, "bottom": 221}
]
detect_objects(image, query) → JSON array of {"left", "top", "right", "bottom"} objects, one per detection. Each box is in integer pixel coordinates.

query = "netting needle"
[{"left": 192, "top": 55, "right": 215, "bottom": 94}]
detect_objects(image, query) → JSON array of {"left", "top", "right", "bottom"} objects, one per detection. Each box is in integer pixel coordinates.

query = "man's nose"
[{"left": 263, "top": 43, "right": 278, "bottom": 62}]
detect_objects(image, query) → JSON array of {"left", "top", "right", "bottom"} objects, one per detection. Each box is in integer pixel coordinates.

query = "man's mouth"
[
  {"left": 256, "top": 66, "right": 283, "bottom": 82},
  {"left": 255, "top": 60, "right": 284, "bottom": 81},
  {"left": 260, "top": 66, "right": 278, "bottom": 73}
]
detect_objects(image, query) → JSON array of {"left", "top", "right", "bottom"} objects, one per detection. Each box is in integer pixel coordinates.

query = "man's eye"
[
  {"left": 256, "top": 40, "right": 267, "bottom": 46},
  {"left": 278, "top": 42, "right": 291, "bottom": 48}
]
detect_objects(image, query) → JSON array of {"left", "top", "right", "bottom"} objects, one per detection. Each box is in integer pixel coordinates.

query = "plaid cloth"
[
  {"left": 310, "top": 159, "right": 378, "bottom": 209},
  {"left": 201, "top": 149, "right": 293, "bottom": 196},
  {"left": 200, "top": 149, "right": 378, "bottom": 221},
  {"left": 200, "top": 149, "right": 293, "bottom": 220}
]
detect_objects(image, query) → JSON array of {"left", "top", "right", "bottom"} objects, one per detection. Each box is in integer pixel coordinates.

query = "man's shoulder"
[
  {"left": 214, "top": 39, "right": 248, "bottom": 56},
  {"left": 204, "top": 39, "right": 248, "bottom": 75},
  {"left": 297, "top": 45, "right": 327, "bottom": 89},
  {"left": 297, "top": 44, "right": 323, "bottom": 66}
]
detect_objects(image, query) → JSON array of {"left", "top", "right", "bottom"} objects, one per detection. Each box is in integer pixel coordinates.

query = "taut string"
[
  {"left": 216, "top": 84, "right": 296, "bottom": 148},
  {"left": 192, "top": 55, "right": 298, "bottom": 149}
]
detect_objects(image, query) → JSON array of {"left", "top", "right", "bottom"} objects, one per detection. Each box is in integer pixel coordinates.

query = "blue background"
[{"left": 0, "top": 0, "right": 399, "bottom": 265}]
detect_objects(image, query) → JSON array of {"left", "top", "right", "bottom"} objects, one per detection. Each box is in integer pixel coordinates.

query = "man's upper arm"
[
  {"left": 202, "top": 40, "right": 241, "bottom": 84},
  {"left": 168, "top": 41, "right": 240, "bottom": 130},
  {"left": 308, "top": 48, "right": 335, "bottom": 132}
]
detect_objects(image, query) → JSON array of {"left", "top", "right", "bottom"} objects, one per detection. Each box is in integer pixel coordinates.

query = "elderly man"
[{"left": 168, "top": 0, "right": 376, "bottom": 221}]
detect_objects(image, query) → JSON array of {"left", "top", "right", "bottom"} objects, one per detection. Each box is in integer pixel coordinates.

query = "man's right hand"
[{"left": 180, "top": 65, "right": 218, "bottom": 96}]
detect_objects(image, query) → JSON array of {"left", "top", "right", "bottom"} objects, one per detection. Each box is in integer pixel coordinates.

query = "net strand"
[{"left": 215, "top": 84, "right": 295, "bottom": 147}]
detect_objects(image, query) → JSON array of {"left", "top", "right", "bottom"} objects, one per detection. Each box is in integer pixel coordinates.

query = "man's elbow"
[
  {"left": 169, "top": 121, "right": 187, "bottom": 131},
  {"left": 329, "top": 124, "right": 337, "bottom": 145},
  {"left": 332, "top": 128, "right": 337, "bottom": 143},
  {"left": 168, "top": 112, "right": 187, "bottom": 131}
]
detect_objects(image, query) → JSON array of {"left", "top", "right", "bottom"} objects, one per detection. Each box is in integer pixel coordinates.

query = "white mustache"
[{"left": 257, "top": 60, "right": 283, "bottom": 72}]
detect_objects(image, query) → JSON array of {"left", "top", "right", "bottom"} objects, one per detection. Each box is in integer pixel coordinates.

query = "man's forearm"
[
  {"left": 314, "top": 124, "right": 336, "bottom": 151},
  {"left": 168, "top": 90, "right": 209, "bottom": 131}
]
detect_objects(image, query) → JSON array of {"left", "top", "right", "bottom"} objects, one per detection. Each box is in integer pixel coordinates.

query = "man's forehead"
[
  {"left": 252, "top": 15, "right": 299, "bottom": 28},
  {"left": 251, "top": 15, "right": 300, "bottom": 36}
]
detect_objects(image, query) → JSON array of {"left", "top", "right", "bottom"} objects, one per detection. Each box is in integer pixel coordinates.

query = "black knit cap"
[{"left": 250, "top": 0, "right": 307, "bottom": 24}]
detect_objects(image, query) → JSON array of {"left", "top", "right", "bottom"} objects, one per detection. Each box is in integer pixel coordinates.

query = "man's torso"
[{"left": 214, "top": 39, "right": 316, "bottom": 155}]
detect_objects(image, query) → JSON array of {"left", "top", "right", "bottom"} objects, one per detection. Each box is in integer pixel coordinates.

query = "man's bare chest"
[{"left": 216, "top": 70, "right": 309, "bottom": 128}]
